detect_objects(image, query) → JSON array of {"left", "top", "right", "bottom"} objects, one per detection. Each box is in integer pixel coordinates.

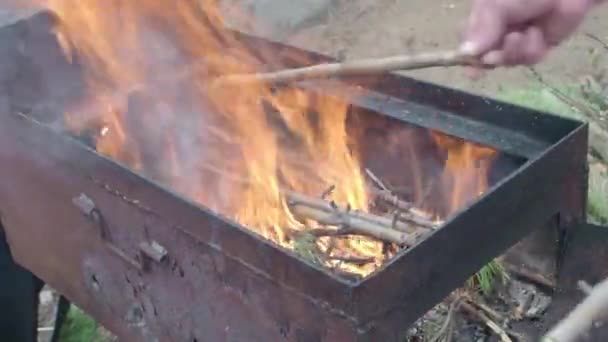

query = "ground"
[
  {"left": 1, "top": 1, "right": 607, "bottom": 341},
  {"left": 245, "top": 0, "right": 608, "bottom": 97}
]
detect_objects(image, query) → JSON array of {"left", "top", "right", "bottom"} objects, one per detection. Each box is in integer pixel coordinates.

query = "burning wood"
[
  {"left": 43, "top": 0, "right": 498, "bottom": 280},
  {"left": 370, "top": 188, "right": 437, "bottom": 229},
  {"left": 286, "top": 191, "right": 420, "bottom": 245}
]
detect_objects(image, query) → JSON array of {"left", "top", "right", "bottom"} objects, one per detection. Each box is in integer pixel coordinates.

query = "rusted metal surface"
[
  {"left": 0, "top": 11, "right": 589, "bottom": 342},
  {"left": 512, "top": 223, "right": 608, "bottom": 340}
]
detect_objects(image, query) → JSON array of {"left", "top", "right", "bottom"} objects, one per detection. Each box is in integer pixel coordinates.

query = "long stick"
[
  {"left": 542, "top": 278, "right": 608, "bottom": 342},
  {"left": 286, "top": 192, "right": 418, "bottom": 245},
  {"left": 370, "top": 188, "right": 438, "bottom": 229},
  {"left": 286, "top": 191, "right": 422, "bottom": 234},
  {"left": 214, "top": 50, "right": 477, "bottom": 86}
]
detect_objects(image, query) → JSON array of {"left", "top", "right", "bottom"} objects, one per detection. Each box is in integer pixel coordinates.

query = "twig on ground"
[
  {"left": 430, "top": 297, "right": 462, "bottom": 342},
  {"left": 585, "top": 32, "right": 608, "bottom": 51},
  {"left": 505, "top": 263, "right": 557, "bottom": 291},
  {"left": 543, "top": 277, "right": 608, "bottom": 342},
  {"left": 213, "top": 50, "right": 478, "bottom": 86},
  {"left": 465, "top": 295, "right": 506, "bottom": 324},
  {"left": 460, "top": 301, "right": 513, "bottom": 342}
]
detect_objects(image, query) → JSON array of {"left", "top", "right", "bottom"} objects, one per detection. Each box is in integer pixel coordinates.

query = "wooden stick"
[
  {"left": 213, "top": 50, "right": 477, "bottom": 86},
  {"left": 430, "top": 297, "right": 462, "bottom": 342},
  {"left": 371, "top": 188, "right": 438, "bottom": 229},
  {"left": 543, "top": 277, "right": 608, "bottom": 342},
  {"left": 327, "top": 255, "right": 376, "bottom": 265},
  {"left": 460, "top": 301, "right": 513, "bottom": 342},
  {"left": 364, "top": 168, "right": 438, "bottom": 229},
  {"left": 365, "top": 168, "right": 390, "bottom": 192},
  {"left": 287, "top": 191, "right": 423, "bottom": 234},
  {"left": 505, "top": 263, "right": 556, "bottom": 290},
  {"left": 286, "top": 192, "right": 418, "bottom": 245}
]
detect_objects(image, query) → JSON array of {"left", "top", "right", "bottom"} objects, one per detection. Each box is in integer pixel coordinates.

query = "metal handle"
[{"left": 72, "top": 193, "right": 167, "bottom": 272}]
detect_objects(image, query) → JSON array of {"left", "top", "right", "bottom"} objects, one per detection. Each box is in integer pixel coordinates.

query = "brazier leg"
[{"left": 0, "top": 223, "right": 43, "bottom": 342}]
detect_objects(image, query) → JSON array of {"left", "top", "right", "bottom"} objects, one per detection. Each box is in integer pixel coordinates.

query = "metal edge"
[
  {"left": 231, "top": 30, "right": 585, "bottom": 145},
  {"left": 350, "top": 122, "right": 588, "bottom": 329}
]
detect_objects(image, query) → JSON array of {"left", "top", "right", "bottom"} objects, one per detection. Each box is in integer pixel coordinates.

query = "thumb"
[{"left": 460, "top": 1, "right": 507, "bottom": 55}]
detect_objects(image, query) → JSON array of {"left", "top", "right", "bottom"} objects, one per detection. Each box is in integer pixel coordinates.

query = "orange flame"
[
  {"left": 32, "top": 0, "right": 497, "bottom": 277},
  {"left": 431, "top": 132, "right": 498, "bottom": 217}
]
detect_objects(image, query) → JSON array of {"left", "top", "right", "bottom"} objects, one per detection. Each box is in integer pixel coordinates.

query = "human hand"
[{"left": 461, "top": 0, "right": 600, "bottom": 67}]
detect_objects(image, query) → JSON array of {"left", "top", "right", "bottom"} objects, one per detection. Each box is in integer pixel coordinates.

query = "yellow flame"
[{"left": 31, "top": 0, "right": 497, "bottom": 277}]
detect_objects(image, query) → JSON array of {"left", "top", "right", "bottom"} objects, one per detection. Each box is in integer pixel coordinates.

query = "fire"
[
  {"left": 431, "top": 132, "right": 498, "bottom": 217},
  {"left": 31, "top": 0, "right": 497, "bottom": 277}
]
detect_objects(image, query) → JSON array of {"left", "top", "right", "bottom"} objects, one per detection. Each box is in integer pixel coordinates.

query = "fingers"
[
  {"left": 460, "top": 0, "right": 505, "bottom": 55},
  {"left": 460, "top": 0, "right": 595, "bottom": 75},
  {"left": 461, "top": 0, "right": 554, "bottom": 56},
  {"left": 481, "top": 26, "right": 549, "bottom": 66},
  {"left": 519, "top": 27, "right": 549, "bottom": 64}
]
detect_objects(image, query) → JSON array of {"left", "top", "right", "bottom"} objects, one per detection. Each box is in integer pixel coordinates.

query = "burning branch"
[
  {"left": 364, "top": 168, "right": 438, "bottom": 229},
  {"left": 371, "top": 188, "right": 438, "bottom": 229},
  {"left": 542, "top": 278, "right": 608, "bottom": 342},
  {"left": 214, "top": 50, "right": 478, "bottom": 85},
  {"left": 286, "top": 192, "right": 420, "bottom": 245}
]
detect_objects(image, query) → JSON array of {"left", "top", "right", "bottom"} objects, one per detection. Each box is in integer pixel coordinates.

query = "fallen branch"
[
  {"left": 464, "top": 295, "right": 506, "bottom": 324},
  {"left": 460, "top": 301, "right": 513, "bottom": 342},
  {"left": 542, "top": 277, "right": 608, "bottom": 342},
  {"left": 585, "top": 32, "right": 608, "bottom": 51},
  {"left": 214, "top": 50, "right": 478, "bottom": 86},
  {"left": 286, "top": 191, "right": 418, "bottom": 245},
  {"left": 505, "top": 263, "right": 557, "bottom": 291},
  {"left": 430, "top": 297, "right": 462, "bottom": 342}
]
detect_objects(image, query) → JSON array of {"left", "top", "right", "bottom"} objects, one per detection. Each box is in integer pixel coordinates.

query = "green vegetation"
[
  {"left": 468, "top": 259, "right": 508, "bottom": 296},
  {"left": 497, "top": 83, "right": 608, "bottom": 224},
  {"left": 58, "top": 307, "right": 98, "bottom": 342},
  {"left": 58, "top": 306, "right": 116, "bottom": 342}
]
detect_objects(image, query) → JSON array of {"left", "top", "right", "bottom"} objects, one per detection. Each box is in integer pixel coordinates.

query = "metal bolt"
[
  {"left": 139, "top": 241, "right": 168, "bottom": 263},
  {"left": 73, "top": 193, "right": 96, "bottom": 216}
]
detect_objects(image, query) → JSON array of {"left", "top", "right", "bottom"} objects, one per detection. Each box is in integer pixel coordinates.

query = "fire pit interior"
[{"left": 25, "top": 0, "right": 525, "bottom": 280}]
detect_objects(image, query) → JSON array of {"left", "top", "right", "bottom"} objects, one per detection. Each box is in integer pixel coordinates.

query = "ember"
[{"left": 32, "top": 0, "right": 497, "bottom": 278}]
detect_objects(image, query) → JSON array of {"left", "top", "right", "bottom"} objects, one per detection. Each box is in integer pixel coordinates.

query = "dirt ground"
[
  {"left": 5, "top": 0, "right": 608, "bottom": 97},
  {"left": 281, "top": 0, "right": 608, "bottom": 97}
]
